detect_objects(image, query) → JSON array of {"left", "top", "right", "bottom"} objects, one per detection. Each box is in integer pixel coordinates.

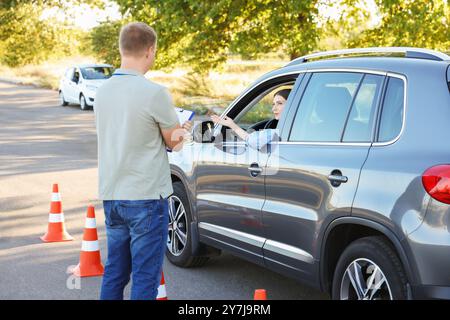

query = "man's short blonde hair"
[{"left": 119, "top": 22, "right": 157, "bottom": 57}]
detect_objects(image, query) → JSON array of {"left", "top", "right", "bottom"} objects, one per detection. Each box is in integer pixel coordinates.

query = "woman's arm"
[{"left": 210, "top": 115, "right": 249, "bottom": 140}]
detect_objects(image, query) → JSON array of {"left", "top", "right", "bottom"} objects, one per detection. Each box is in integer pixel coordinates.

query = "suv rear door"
[{"left": 262, "top": 71, "right": 386, "bottom": 283}]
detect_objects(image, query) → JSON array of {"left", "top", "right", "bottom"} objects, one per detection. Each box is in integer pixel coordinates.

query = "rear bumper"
[
  {"left": 404, "top": 199, "right": 450, "bottom": 297},
  {"left": 412, "top": 285, "right": 450, "bottom": 300}
]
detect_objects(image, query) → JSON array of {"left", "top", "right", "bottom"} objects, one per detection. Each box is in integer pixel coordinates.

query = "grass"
[
  {"left": 149, "top": 58, "right": 287, "bottom": 115},
  {"left": 0, "top": 55, "right": 288, "bottom": 115}
]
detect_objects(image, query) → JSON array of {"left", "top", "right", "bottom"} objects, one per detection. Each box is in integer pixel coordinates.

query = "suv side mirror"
[{"left": 193, "top": 120, "right": 215, "bottom": 143}]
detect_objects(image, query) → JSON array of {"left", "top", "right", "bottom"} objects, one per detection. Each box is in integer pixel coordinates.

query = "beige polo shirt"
[{"left": 94, "top": 68, "right": 179, "bottom": 200}]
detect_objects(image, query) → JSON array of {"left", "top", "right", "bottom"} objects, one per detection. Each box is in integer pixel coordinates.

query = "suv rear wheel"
[
  {"left": 59, "top": 91, "right": 68, "bottom": 106},
  {"left": 332, "top": 236, "right": 408, "bottom": 300},
  {"left": 166, "top": 181, "right": 209, "bottom": 267}
]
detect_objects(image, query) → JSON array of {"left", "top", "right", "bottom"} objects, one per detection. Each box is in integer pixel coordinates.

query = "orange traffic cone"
[
  {"left": 254, "top": 289, "right": 267, "bottom": 300},
  {"left": 157, "top": 272, "right": 168, "bottom": 300},
  {"left": 41, "top": 184, "right": 73, "bottom": 242},
  {"left": 72, "top": 205, "right": 104, "bottom": 277}
]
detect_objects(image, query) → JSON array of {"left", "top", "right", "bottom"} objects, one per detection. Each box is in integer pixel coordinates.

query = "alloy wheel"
[
  {"left": 167, "top": 195, "right": 188, "bottom": 256},
  {"left": 80, "top": 95, "right": 87, "bottom": 110},
  {"left": 340, "top": 258, "right": 393, "bottom": 300}
]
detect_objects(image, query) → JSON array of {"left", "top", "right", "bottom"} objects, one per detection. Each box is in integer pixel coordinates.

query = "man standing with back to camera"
[{"left": 94, "top": 22, "right": 191, "bottom": 300}]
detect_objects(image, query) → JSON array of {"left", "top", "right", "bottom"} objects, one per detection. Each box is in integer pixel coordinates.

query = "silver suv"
[{"left": 166, "top": 47, "right": 450, "bottom": 300}]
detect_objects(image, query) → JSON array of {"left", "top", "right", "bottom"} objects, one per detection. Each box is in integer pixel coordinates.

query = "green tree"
[
  {"left": 90, "top": 20, "right": 124, "bottom": 68},
  {"left": 98, "top": 0, "right": 320, "bottom": 72},
  {"left": 0, "top": 4, "right": 59, "bottom": 66},
  {"left": 342, "top": 0, "right": 450, "bottom": 50},
  {"left": 0, "top": 0, "right": 104, "bottom": 67},
  {"left": 318, "top": 0, "right": 376, "bottom": 50},
  {"left": 0, "top": 0, "right": 104, "bottom": 9}
]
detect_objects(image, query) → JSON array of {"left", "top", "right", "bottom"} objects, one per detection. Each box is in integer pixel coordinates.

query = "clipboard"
[
  {"left": 167, "top": 107, "right": 195, "bottom": 152},
  {"left": 175, "top": 107, "right": 195, "bottom": 124}
]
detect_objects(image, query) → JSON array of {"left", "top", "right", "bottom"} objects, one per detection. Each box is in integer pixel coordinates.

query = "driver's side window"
[
  {"left": 233, "top": 84, "right": 293, "bottom": 133},
  {"left": 236, "top": 95, "right": 274, "bottom": 131}
]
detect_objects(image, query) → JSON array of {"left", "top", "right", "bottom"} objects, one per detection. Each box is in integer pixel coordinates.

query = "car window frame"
[
  {"left": 373, "top": 73, "right": 408, "bottom": 146},
  {"left": 233, "top": 81, "right": 296, "bottom": 130},
  {"left": 280, "top": 68, "right": 407, "bottom": 147},
  {"left": 213, "top": 72, "right": 305, "bottom": 145},
  {"left": 287, "top": 71, "right": 376, "bottom": 143},
  {"left": 341, "top": 73, "right": 387, "bottom": 143}
]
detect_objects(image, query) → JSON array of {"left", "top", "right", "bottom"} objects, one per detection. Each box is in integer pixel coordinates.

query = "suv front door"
[
  {"left": 67, "top": 68, "right": 81, "bottom": 103},
  {"left": 195, "top": 73, "right": 301, "bottom": 266},
  {"left": 262, "top": 71, "right": 386, "bottom": 284}
]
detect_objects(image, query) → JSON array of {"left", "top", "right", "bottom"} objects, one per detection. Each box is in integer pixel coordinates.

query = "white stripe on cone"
[
  {"left": 48, "top": 213, "right": 64, "bottom": 223},
  {"left": 85, "top": 218, "right": 97, "bottom": 229},
  {"left": 157, "top": 284, "right": 167, "bottom": 299},
  {"left": 81, "top": 240, "right": 99, "bottom": 252},
  {"left": 51, "top": 193, "right": 61, "bottom": 202}
]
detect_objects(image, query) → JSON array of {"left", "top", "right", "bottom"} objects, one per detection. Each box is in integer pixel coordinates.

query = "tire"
[
  {"left": 79, "top": 94, "right": 89, "bottom": 110},
  {"left": 332, "top": 236, "right": 408, "bottom": 300},
  {"left": 166, "top": 181, "right": 209, "bottom": 267},
  {"left": 59, "top": 91, "right": 68, "bottom": 106}
]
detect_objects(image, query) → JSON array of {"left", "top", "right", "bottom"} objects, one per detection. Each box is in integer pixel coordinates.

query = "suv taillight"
[{"left": 422, "top": 165, "right": 450, "bottom": 204}]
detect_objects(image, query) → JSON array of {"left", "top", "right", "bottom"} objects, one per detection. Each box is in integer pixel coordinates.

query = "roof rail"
[{"left": 286, "top": 47, "right": 450, "bottom": 66}]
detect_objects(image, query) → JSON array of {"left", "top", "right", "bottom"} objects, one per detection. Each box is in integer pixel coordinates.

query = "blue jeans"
[{"left": 100, "top": 198, "right": 169, "bottom": 300}]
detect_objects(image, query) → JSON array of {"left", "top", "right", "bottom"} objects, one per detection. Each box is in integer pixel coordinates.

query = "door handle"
[
  {"left": 248, "top": 163, "right": 263, "bottom": 177},
  {"left": 328, "top": 175, "right": 348, "bottom": 183},
  {"left": 328, "top": 170, "right": 348, "bottom": 187}
]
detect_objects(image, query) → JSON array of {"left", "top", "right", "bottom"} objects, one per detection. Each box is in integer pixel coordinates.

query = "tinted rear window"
[
  {"left": 447, "top": 65, "right": 450, "bottom": 92},
  {"left": 289, "top": 72, "right": 362, "bottom": 142},
  {"left": 378, "top": 77, "right": 405, "bottom": 142},
  {"left": 343, "top": 74, "right": 384, "bottom": 142}
]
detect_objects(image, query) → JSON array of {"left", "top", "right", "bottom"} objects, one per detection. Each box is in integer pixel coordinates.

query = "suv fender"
[
  {"left": 319, "top": 216, "right": 418, "bottom": 297},
  {"left": 170, "top": 168, "right": 216, "bottom": 257}
]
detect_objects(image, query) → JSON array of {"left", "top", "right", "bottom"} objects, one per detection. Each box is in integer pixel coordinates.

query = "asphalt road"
[{"left": 0, "top": 81, "right": 328, "bottom": 300}]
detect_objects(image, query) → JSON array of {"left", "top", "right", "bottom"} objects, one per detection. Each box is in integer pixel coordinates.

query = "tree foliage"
[
  {"left": 100, "top": 0, "right": 449, "bottom": 72},
  {"left": 90, "top": 19, "right": 124, "bottom": 68},
  {"left": 2, "top": 0, "right": 450, "bottom": 71},
  {"left": 96, "top": 0, "right": 320, "bottom": 72},
  {"left": 0, "top": 0, "right": 104, "bottom": 9},
  {"left": 0, "top": 0, "right": 102, "bottom": 67},
  {"left": 1, "top": 4, "right": 61, "bottom": 66},
  {"left": 337, "top": 0, "right": 450, "bottom": 50}
]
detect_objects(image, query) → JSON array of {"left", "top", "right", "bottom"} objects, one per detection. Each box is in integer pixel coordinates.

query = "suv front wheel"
[
  {"left": 166, "top": 181, "right": 209, "bottom": 267},
  {"left": 80, "top": 94, "right": 88, "bottom": 111},
  {"left": 332, "top": 236, "right": 408, "bottom": 300}
]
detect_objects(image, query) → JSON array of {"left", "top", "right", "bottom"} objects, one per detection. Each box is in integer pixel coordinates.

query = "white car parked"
[{"left": 59, "top": 64, "right": 114, "bottom": 110}]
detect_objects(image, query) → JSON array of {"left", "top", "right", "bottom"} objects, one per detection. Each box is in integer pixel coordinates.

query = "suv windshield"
[{"left": 80, "top": 67, "right": 113, "bottom": 80}]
